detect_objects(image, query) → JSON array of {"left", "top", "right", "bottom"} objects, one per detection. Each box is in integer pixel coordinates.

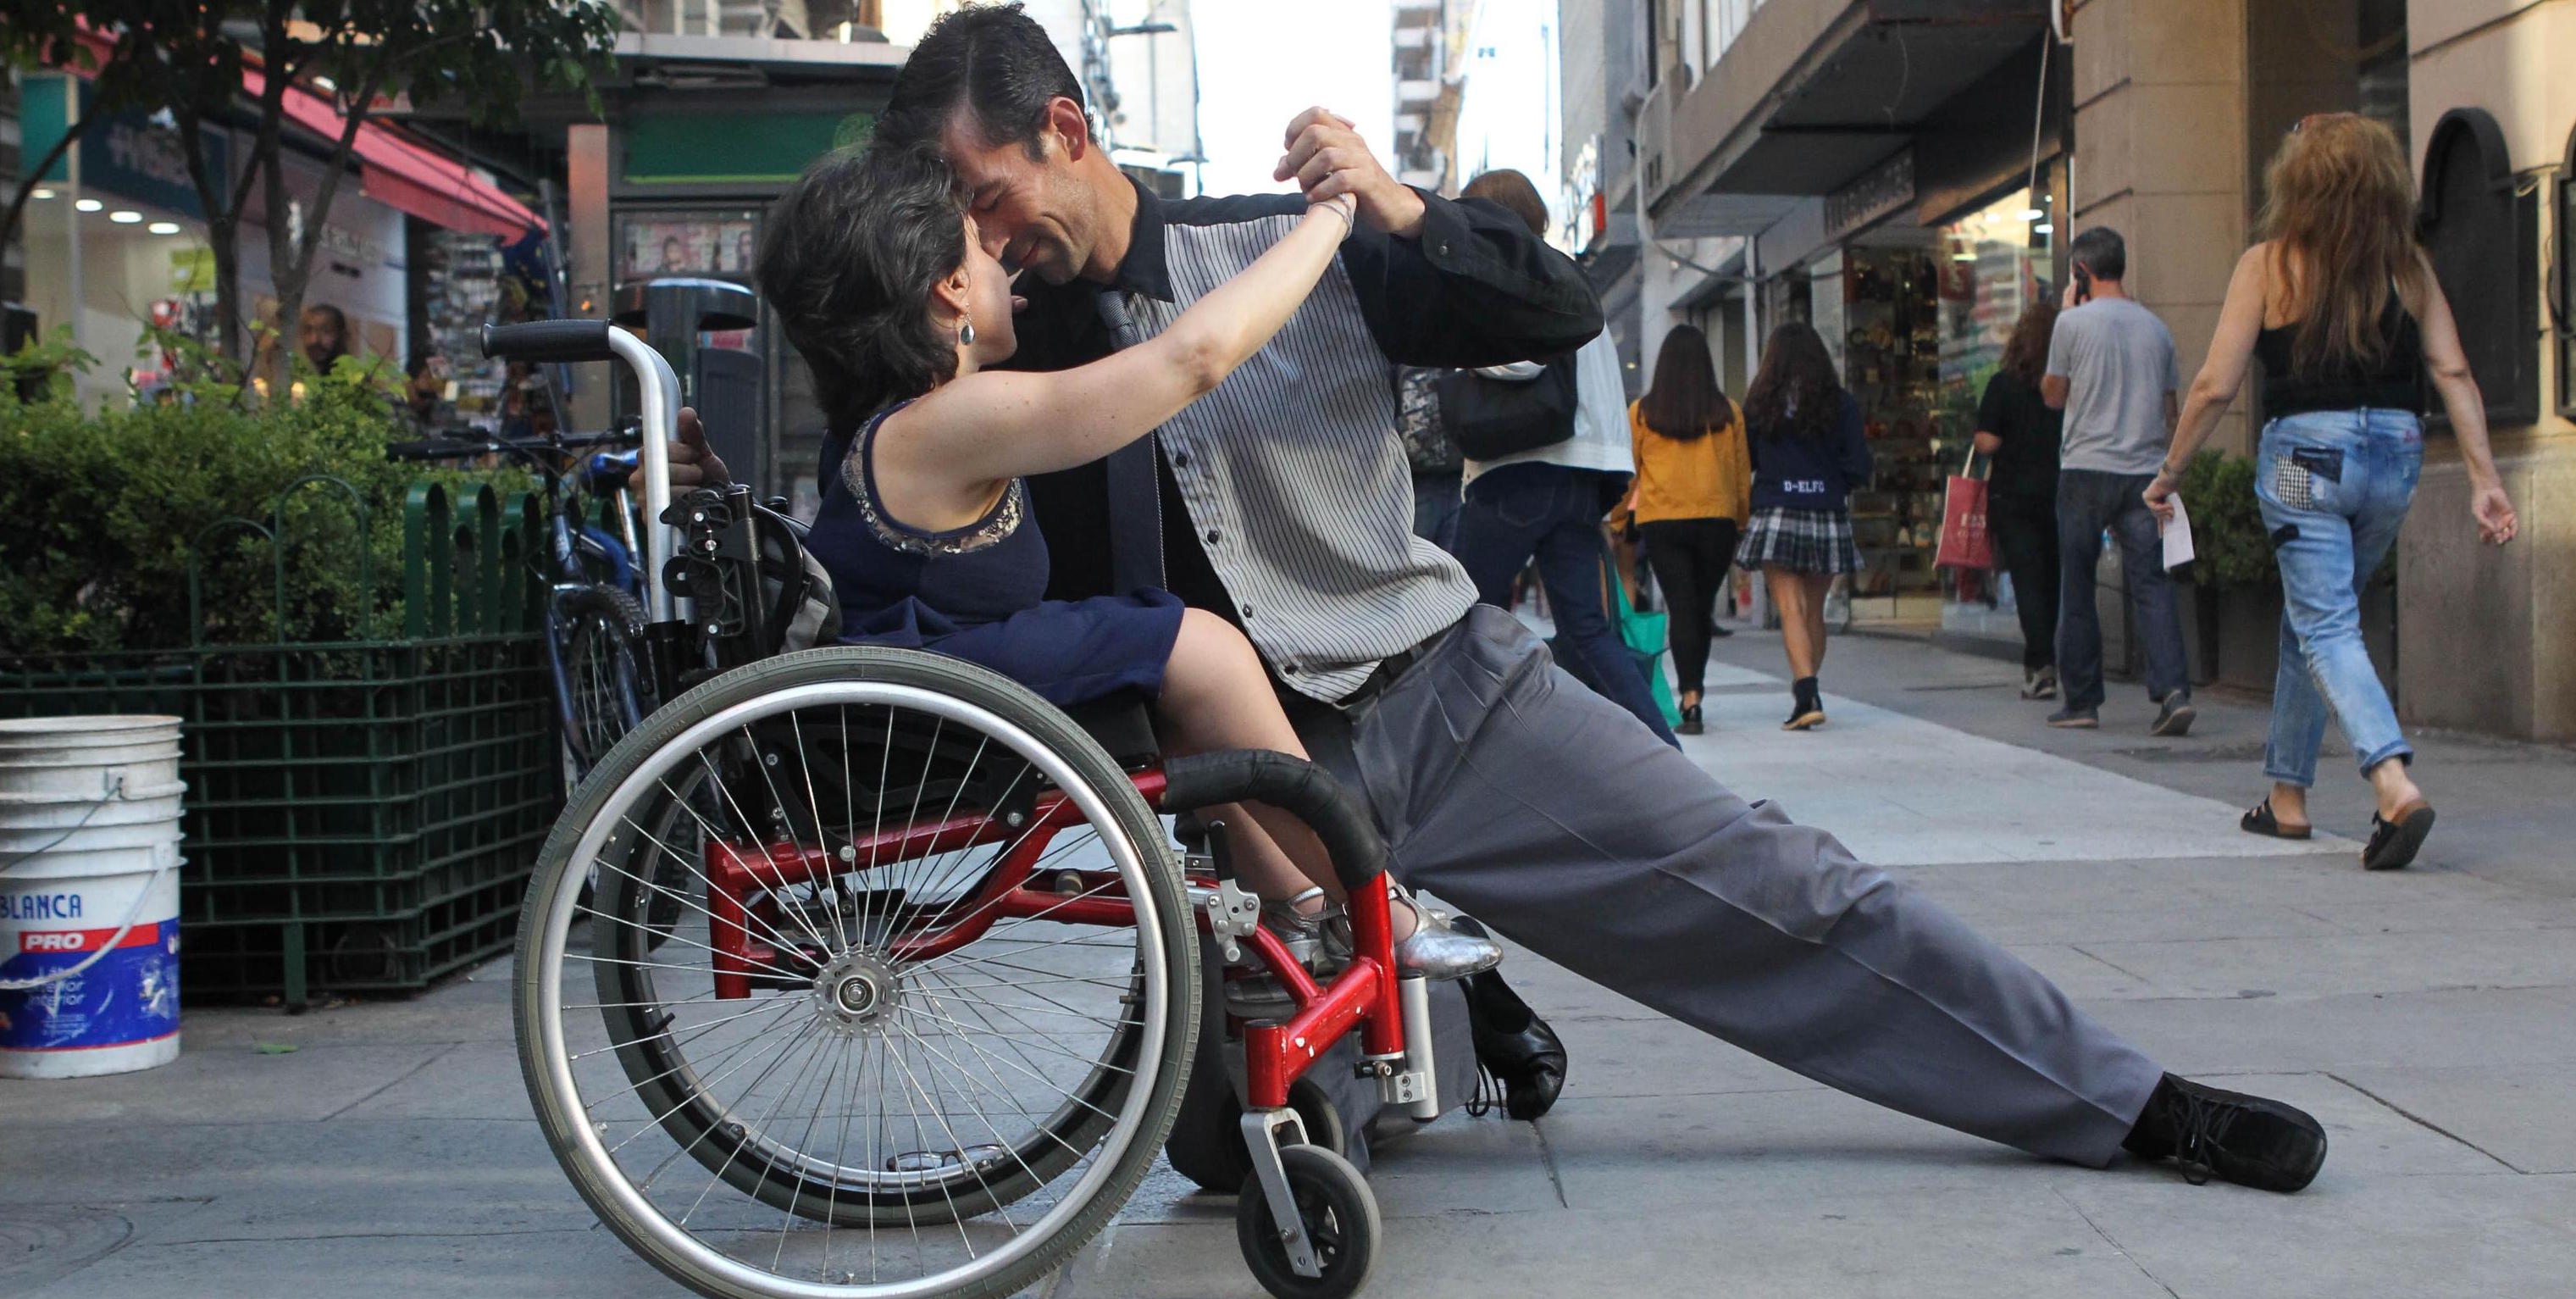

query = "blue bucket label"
[{"left": 0, "top": 921, "right": 180, "bottom": 1052}]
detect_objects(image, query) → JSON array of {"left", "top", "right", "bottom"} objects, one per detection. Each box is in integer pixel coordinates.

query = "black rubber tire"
[
  {"left": 517, "top": 645, "right": 1199, "bottom": 1299},
  {"left": 1235, "top": 1145, "right": 1380, "bottom": 1299},
  {"left": 553, "top": 583, "right": 647, "bottom": 778}
]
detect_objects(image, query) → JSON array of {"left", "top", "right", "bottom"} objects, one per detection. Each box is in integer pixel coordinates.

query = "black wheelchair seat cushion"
[{"left": 1061, "top": 697, "right": 1161, "bottom": 769}]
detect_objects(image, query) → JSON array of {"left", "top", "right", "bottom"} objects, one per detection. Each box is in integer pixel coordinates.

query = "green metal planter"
[{"left": 0, "top": 479, "right": 560, "bottom": 1003}]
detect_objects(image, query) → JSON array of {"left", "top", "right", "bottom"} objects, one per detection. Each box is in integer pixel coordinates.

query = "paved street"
[{"left": 7, "top": 629, "right": 2573, "bottom": 1298}]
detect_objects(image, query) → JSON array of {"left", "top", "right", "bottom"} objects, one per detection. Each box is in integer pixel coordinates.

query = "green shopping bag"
[
  {"left": 1611, "top": 563, "right": 1682, "bottom": 727},
  {"left": 1547, "top": 543, "right": 1682, "bottom": 728}
]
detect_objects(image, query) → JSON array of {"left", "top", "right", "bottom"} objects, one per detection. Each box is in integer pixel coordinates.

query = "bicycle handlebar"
[
  {"left": 480, "top": 319, "right": 616, "bottom": 364},
  {"left": 385, "top": 428, "right": 641, "bottom": 464}
]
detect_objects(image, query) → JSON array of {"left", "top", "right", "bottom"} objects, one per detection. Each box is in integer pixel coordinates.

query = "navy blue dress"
[{"left": 804, "top": 399, "right": 1185, "bottom": 708}]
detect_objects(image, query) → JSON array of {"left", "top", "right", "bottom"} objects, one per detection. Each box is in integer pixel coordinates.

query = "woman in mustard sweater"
[{"left": 1626, "top": 325, "right": 1752, "bottom": 736}]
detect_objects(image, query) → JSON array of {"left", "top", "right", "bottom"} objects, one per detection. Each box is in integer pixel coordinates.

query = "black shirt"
[
  {"left": 2255, "top": 297, "right": 2424, "bottom": 419},
  {"left": 1975, "top": 369, "right": 2064, "bottom": 502}
]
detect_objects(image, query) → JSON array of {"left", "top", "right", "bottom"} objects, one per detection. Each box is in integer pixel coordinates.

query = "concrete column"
[
  {"left": 566, "top": 123, "right": 612, "bottom": 435},
  {"left": 2067, "top": 0, "right": 2250, "bottom": 453}
]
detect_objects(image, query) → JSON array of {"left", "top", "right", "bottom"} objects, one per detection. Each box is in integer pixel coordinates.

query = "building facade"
[
  {"left": 1635, "top": 0, "right": 2066, "bottom": 627},
  {"left": 1393, "top": 0, "right": 1484, "bottom": 194},
  {"left": 1604, "top": 0, "right": 2569, "bottom": 741}
]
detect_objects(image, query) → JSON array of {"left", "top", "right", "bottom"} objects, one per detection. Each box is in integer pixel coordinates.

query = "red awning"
[{"left": 242, "top": 68, "right": 544, "bottom": 239}]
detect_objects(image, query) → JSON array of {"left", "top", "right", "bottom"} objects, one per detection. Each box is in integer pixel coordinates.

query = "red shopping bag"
[{"left": 1934, "top": 449, "right": 1993, "bottom": 571}]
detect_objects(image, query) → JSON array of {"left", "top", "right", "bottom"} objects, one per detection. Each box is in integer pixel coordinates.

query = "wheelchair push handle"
[
  {"left": 479, "top": 319, "right": 615, "bottom": 364},
  {"left": 1159, "top": 750, "right": 1388, "bottom": 896},
  {"left": 481, "top": 321, "right": 683, "bottom": 623}
]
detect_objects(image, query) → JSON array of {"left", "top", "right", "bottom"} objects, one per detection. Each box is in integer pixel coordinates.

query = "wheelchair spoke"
[
  {"left": 607, "top": 794, "right": 817, "bottom": 961},
  {"left": 693, "top": 736, "right": 839, "bottom": 960}
]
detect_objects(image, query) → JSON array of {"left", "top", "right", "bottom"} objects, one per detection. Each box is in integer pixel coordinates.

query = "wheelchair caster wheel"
[{"left": 1236, "top": 1145, "right": 1379, "bottom": 1299}]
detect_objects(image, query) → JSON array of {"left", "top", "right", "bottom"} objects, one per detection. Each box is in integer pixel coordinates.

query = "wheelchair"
[{"left": 490, "top": 322, "right": 1464, "bottom": 1299}]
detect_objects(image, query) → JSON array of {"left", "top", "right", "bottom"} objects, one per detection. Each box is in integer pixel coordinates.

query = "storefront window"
[
  {"left": 1838, "top": 243, "right": 1942, "bottom": 619},
  {"left": 19, "top": 75, "right": 410, "bottom": 409},
  {"left": 2419, "top": 108, "right": 2537, "bottom": 427},
  {"left": 1934, "top": 187, "right": 2051, "bottom": 633}
]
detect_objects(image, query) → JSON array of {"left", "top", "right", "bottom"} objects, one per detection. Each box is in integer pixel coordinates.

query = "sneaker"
[
  {"left": 2021, "top": 666, "right": 2058, "bottom": 700},
  {"left": 2123, "top": 1074, "right": 2328, "bottom": 1192},
  {"left": 2047, "top": 706, "right": 2099, "bottom": 729},
  {"left": 2151, "top": 696, "right": 2198, "bottom": 737}
]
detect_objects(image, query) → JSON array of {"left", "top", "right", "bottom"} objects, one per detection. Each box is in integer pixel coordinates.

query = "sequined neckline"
[{"left": 845, "top": 401, "right": 1028, "bottom": 558}]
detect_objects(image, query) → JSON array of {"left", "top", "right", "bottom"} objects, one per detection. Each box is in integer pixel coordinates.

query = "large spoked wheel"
[{"left": 517, "top": 646, "right": 1199, "bottom": 1299}]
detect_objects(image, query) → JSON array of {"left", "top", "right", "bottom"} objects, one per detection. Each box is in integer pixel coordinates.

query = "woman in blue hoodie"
[{"left": 1737, "top": 321, "right": 1873, "bottom": 730}]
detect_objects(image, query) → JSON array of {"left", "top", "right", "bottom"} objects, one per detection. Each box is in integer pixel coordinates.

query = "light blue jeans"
[{"left": 2255, "top": 408, "right": 2422, "bottom": 787}]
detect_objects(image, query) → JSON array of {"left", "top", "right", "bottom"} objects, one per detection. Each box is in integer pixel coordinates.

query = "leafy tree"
[{"left": 4, "top": 2, "right": 619, "bottom": 379}]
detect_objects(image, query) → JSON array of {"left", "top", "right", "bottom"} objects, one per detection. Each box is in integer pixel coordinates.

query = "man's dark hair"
[
  {"left": 2069, "top": 225, "right": 2127, "bottom": 281},
  {"left": 756, "top": 144, "right": 967, "bottom": 436},
  {"left": 1460, "top": 169, "right": 1548, "bottom": 238},
  {"left": 877, "top": 2, "right": 1088, "bottom": 158}
]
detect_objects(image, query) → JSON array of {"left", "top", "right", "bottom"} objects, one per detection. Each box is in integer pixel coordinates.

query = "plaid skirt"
[{"left": 1736, "top": 505, "right": 1861, "bottom": 575}]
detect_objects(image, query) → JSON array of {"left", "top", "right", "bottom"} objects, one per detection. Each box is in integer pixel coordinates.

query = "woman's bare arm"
[
  {"left": 2147, "top": 245, "right": 2268, "bottom": 515},
  {"left": 2413, "top": 251, "right": 2519, "bottom": 544},
  {"left": 882, "top": 196, "right": 1354, "bottom": 494}
]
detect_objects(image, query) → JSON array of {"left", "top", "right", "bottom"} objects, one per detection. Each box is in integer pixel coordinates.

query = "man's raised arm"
[{"left": 1276, "top": 107, "right": 1603, "bottom": 369}]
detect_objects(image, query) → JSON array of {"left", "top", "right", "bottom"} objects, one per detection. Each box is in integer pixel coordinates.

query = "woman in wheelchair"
[{"left": 754, "top": 142, "right": 1499, "bottom": 983}]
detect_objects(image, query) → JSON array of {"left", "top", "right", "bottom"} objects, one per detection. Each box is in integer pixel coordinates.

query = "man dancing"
[{"left": 669, "top": 3, "right": 2328, "bottom": 1193}]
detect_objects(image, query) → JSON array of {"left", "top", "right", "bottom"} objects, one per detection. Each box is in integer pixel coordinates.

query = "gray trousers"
[{"left": 1294, "top": 605, "right": 2163, "bottom": 1166}]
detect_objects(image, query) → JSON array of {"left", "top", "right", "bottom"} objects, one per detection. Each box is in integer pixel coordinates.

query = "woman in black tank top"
[{"left": 2143, "top": 113, "right": 2518, "bottom": 872}]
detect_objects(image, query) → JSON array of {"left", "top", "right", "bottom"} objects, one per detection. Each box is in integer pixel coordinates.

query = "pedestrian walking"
[
  {"left": 1395, "top": 363, "right": 1465, "bottom": 551},
  {"left": 1627, "top": 324, "right": 1750, "bottom": 736},
  {"left": 1736, "top": 321, "right": 1870, "bottom": 731},
  {"left": 2043, "top": 227, "right": 2195, "bottom": 735},
  {"left": 1448, "top": 169, "right": 1676, "bottom": 747},
  {"left": 2148, "top": 112, "right": 2518, "bottom": 871},
  {"left": 1973, "top": 302, "right": 2065, "bottom": 700}
]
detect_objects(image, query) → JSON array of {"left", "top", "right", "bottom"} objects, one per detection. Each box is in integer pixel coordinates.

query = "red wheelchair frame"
[{"left": 701, "top": 766, "right": 1409, "bottom": 1119}]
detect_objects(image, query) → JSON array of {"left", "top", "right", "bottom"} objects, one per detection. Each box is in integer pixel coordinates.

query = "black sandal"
[
  {"left": 2363, "top": 801, "right": 2435, "bottom": 871},
  {"left": 2240, "top": 797, "right": 2313, "bottom": 841}
]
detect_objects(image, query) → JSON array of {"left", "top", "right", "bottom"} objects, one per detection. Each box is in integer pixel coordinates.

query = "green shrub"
[{"left": 0, "top": 357, "right": 528, "bottom": 654}]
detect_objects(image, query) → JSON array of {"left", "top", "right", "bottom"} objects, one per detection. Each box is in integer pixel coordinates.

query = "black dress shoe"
[
  {"left": 2123, "top": 1074, "right": 2327, "bottom": 1191},
  {"left": 1448, "top": 917, "right": 1568, "bottom": 1121},
  {"left": 1472, "top": 1018, "right": 1568, "bottom": 1121},
  {"left": 1676, "top": 703, "right": 1704, "bottom": 736}
]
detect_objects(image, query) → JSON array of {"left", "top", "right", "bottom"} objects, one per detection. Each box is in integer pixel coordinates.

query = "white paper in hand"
[{"left": 2161, "top": 495, "right": 2196, "bottom": 570}]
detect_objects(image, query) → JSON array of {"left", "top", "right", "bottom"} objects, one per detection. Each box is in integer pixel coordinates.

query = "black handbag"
[{"left": 1437, "top": 355, "right": 1579, "bottom": 461}]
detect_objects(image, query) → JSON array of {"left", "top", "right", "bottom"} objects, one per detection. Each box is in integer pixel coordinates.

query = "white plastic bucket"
[{"left": 0, "top": 715, "right": 186, "bottom": 1080}]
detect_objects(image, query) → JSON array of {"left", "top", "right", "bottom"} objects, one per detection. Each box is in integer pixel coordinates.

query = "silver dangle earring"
[{"left": 959, "top": 319, "right": 977, "bottom": 347}]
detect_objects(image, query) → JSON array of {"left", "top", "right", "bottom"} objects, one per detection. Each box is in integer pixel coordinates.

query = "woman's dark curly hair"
[
  {"left": 757, "top": 142, "right": 968, "bottom": 435},
  {"left": 1741, "top": 320, "right": 1844, "bottom": 442}
]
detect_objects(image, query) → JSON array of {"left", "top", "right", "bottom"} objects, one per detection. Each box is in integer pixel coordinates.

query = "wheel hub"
[{"left": 812, "top": 952, "right": 900, "bottom": 1034}]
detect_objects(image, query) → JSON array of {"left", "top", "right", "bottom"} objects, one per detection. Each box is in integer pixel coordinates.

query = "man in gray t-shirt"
[
  {"left": 2048, "top": 297, "right": 2180, "bottom": 473},
  {"left": 2041, "top": 227, "right": 2194, "bottom": 735}
]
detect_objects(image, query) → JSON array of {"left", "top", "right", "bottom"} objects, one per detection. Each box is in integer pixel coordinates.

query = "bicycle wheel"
[
  {"left": 557, "top": 585, "right": 648, "bottom": 780},
  {"left": 517, "top": 646, "right": 1197, "bottom": 1299}
]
